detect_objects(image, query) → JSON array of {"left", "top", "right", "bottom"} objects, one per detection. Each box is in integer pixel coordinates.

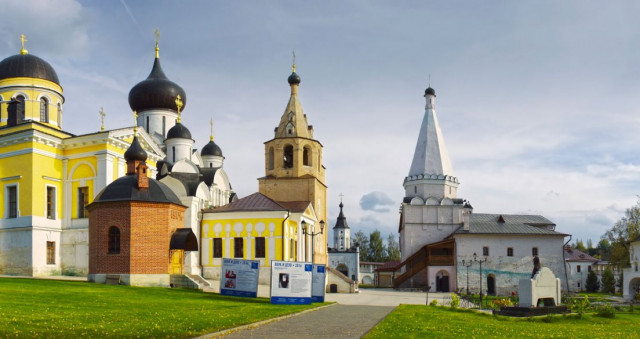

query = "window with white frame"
[{"left": 6, "top": 185, "right": 17, "bottom": 218}]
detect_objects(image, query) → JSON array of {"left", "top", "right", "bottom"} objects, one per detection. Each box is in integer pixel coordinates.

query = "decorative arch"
[
  {"left": 303, "top": 145, "right": 312, "bottom": 166},
  {"left": 68, "top": 161, "right": 97, "bottom": 180},
  {"left": 629, "top": 278, "right": 640, "bottom": 298},
  {"left": 336, "top": 263, "right": 349, "bottom": 278},
  {"left": 410, "top": 196, "right": 424, "bottom": 205},
  {"left": 8, "top": 93, "right": 27, "bottom": 125},
  {"left": 426, "top": 197, "right": 440, "bottom": 205}
]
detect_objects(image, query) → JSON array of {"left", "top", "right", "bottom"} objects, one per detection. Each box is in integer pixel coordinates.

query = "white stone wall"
[
  {"left": 400, "top": 204, "right": 464, "bottom": 261},
  {"left": 60, "top": 228, "right": 88, "bottom": 276},
  {"left": 623, "top": 241, "right": 640, "bottom": 299},
  {"left": 455, "top": 235, "right": 566, "bottom": 296},
  {"left": 0, "top": 228, "right": 32, "bottom": 275},
  {"left": 165, "top": 138, "right": 193, "bottom": 164},
  {"left": 565, "top": 261, "right": 595, "bottom": 293},
  {"left": 137, "top": 109, "right": 178, "bottom": 145},
  {"left": 328, "top": 251, "right": 358, "bottom": 282}
]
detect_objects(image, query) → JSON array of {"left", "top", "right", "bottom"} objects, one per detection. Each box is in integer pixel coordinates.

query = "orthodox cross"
[
  {"left": 339, "top": 193, "right": 344, "bottom": 203},
  {"left": 175, "top": 95, "right": 183, "bottom": 123},
  {"left": 210, "top": 117, "right": 214, "bottom": 141},
  {"left": 20, "top": 34, "right": 28, "bottom": 55},
  {"left": 154, "top": 28, "right": 160, "bottom": 58},
  {"left": 99, "top": 107, "right": 106, "bottom": 131},
  {"left": 292, "top": 49, "right": 296, "bottom": 72},
  {"left": 133, "top": 111, "right": 138, "bottom": 134}
]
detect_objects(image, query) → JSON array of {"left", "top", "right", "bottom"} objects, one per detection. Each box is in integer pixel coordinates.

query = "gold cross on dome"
[
  {"left": 154, "top": 28, "right": 160, "bottom": 58},
  {"left": 175, "top": 95, "right": 183, "bottom": 122},
  {"left": 19, "top": 34, "right": 28, "bottom": 55},
  {"left": 292, "top": 49, "right": 296, "bottom": 72},
  {"left": 133, "top": 111, "right": 138, "bottom": 134},
  {"left": 210, "top": 117, "right": 214, "bottom": 141},
  {"left": 339, "top": 193, "right": 344, "bottom": 203},
  {"left": 99, "top": 107, "right": 106, "bottom": 131}
]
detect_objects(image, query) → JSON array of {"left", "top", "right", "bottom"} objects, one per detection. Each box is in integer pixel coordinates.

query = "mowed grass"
[
  {"left": 0, "top": 278, "right": 321, "bottom": 338},
  {"left": 365, "top": 305, "right": 640, "bottom": 338}
]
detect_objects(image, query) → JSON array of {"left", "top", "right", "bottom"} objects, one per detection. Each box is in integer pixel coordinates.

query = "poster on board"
[
  {"left": 270, "top": 260, "right": 312, "bottom": 304},
  {"left": 220, "top": 258, "right": 260, "bottom": 298},
  {"left": 311, "top": 264, "right": 326, "bottom": 302}
]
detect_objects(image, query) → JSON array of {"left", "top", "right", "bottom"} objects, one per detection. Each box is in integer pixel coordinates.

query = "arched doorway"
[
  {"left": 436, "top": 270, "right": 449, "bottom": 292},
  {"left": 629, "top": 278, "right": 640, "bottom": 298},
  {"left": 487, "top": 274, "right": 496, "bottom": 295},
  {"left": 336, "top": 264, "right": 349, "bottom": 278}
]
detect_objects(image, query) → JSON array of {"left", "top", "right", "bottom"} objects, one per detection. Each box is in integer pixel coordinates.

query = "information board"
[
  {"left": 311, "top": 264, "right": 326, "bottom": 302},
  {"left": 219, "top": 258, "right": 260, "bottom": 298},
  {"left": 270, "top": 260, "right": 312, "bottom": 304}
]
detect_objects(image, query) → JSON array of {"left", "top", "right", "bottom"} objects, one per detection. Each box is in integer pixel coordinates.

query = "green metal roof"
[{"left": 454, "top": 213, "right": 566, "bottom": 236}]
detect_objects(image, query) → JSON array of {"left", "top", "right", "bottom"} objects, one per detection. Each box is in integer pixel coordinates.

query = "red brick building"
[{"left": 87, "top": 135, "right": 197, "bottom": 287}]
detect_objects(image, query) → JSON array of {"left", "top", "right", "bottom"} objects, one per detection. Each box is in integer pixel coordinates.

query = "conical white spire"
[{"left": 404, "top": 87, "right": 459, "bottom": 200}]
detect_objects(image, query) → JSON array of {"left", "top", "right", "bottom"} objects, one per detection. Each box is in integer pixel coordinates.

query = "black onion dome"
[
  {"left": 334, "top": 202, "right": 350, "bottom": 229},
  {"left": 288, "top": 71, "right": 300, "bottom": 85},
  {"left": 124, "top": 136, "right": 148, "bottom": 161},
  {"left": 128, "top": 58, "right": 186, "bottom": 112},
  {"left": 425, "top": 87, "right": 436, "bottom": 96},
  {"left": 93, "top": 175, "right": 183, "bottom": 205},
  {"left": 166, "top": 122, "right": 192, "bottom": 140},
  {"left": 0, "top": 54, "right": 60, "bottom": 85},
  {"left": 201, "top": 140, "right": 223, "bottom": 157}
]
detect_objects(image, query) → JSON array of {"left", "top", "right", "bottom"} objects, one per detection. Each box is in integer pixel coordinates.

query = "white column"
[
  {"left": 62, "top": 159, "right": 71, "bottom": 228},
  {"left": 95, "top": 152, "right": 114, "bottom": 196}
]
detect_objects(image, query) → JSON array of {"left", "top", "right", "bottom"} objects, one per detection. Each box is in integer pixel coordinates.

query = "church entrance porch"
[
  {"left": 628, "top": 278, "right": 640, "bottom": 299},
  {"left": 336, "top": 264, "right": 349, "bottom": 278}
]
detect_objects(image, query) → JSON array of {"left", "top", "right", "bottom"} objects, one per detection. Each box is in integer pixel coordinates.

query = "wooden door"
[{"left": 170, "top": 249, "right": 183, "bottom": 274}]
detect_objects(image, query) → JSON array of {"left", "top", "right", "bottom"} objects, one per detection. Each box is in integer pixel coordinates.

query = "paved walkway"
[{"left": 206, "top": 289, "right": 452, "bottom": 338}]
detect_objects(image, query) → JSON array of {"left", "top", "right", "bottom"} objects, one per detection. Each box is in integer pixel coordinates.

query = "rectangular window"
[
  {"left": 577, "top": 265, "right": 581, "bottom": 273},
  {"left": 46, "top": 186, "right": 55, "bottom": 219},
  {"left": 290, "top": 239, "right": 294, "bottom": 259},
  {"left": 532, "top": 247, "right": 538, "bottom": 256},
  {"left": 588, "top": 265, "right": 592, "bottom": 272},
  {"left": 255, "top": 237, "right": 265, "bottom": 258},
  {"left": 77, "top": 187, "right": 88, "bottom": 218},
  {"left": 234, "top": 238, "right": 243, "bottom": 258},
  {"left": 46, "top": 241, "right": 55, "bottom": 264},
  {"left": 7, "top": 186, "right": 17, "bottom": 218},
  {"left": 507, "top": 247, "right": 513, "bottom": 257},
  {"left": 213, "top": 238, "right": 222, "bottom": 258},
  {"left": 482, "top": 246, "right": 489, "bottom": 256}
]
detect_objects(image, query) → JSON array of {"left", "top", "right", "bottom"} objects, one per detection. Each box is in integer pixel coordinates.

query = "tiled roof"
[
  {"left": 454, "top": 213, "right": 566, "bottom": 236},
  {"left": 376, "top": 261, "right": 401, "bottom": 272},
  {"left": 278, "top": 201, "right": 311, "bottom": 213},
  {"left": 565, "top": 248, "right": 599, "bottom": 262}
]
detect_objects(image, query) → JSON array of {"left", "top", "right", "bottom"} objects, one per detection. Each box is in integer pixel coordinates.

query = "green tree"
[
  {"left": 369, "top": 230, "right": 385, "bottom": 262},
  {"left": 597, "top": 239, "right": 612, "bottom": 261},
  {"left": 573, "top": 239, "right": 587, "bottom": 252},
  {"left": 386, "top": 233, "right": 400, "bottom": 261},
  {"left": 585, "top": 270, "right": 600, "bottom": 292},
  {"left": 601, "top": 268, "right": 616, "bottom": 293},
  {"left": 602, "top": 199, "right": 640, "bottom": 269},
  {"left": 353, "top": 230, "right": 371, "bottom": 261}
]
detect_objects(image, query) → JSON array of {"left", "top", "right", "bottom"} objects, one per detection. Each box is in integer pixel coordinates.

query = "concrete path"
[{"left": 207, "top": 289, "right": 452, "bottom": 338}]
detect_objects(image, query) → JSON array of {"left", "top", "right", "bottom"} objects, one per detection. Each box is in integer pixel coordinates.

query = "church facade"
[{"left": 395, "top": 86, "right": 569, "bottom": 296}]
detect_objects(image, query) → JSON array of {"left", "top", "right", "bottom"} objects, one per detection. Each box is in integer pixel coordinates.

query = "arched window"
[
  {"left": 16, "top": 95, "right": 25, "bottom": 122},
  {"left": 40, "top": 97, "right": 49, "bottom": 123},
  {"left": 108, "top": 226, "right": 120, "bottom": 254},
  {"left": 268, "top": 147, "right": 274, "bottom": 170},
  {"left": 303, "top": 146, "right": 311, "bottom": 166},
  {"left": 283, "top": 145, "right": 294, "bottom": 168}
]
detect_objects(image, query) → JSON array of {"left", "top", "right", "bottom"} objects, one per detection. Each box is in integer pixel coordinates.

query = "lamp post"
[
  {"left": 302, "top": 220, "right": 324, "bottom": 263},
  {"left": 461, "top": 259, "right": 473, "bottom": 297},
  {"left": 473, "top": 252, "right": 488, "bottom": 308}
]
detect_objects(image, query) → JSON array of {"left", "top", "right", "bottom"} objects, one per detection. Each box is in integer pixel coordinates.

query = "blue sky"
[{"left": 3, "top": 1, "right": 640, "bottom": 245}]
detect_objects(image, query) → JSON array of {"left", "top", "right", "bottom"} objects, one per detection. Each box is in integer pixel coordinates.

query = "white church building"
[{"left": 394, "top": 86, "right": 569, "bottom": 296}]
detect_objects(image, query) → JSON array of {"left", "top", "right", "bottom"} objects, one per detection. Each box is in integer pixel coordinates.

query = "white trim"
[
  {"left": 42, "top": 176, "right": 61, "bottom": 182},
  {"left": 68, "top": 160, "right": 96, "bottom": 180},
  {"left": 1, "top": 175, "right": 21, "bottom": 181},
  {"left": 11, "top": 91, "right": 29, "bottom": 100},
  {"left": 45, "top": 184, "right": 56, "bottom": 220}
]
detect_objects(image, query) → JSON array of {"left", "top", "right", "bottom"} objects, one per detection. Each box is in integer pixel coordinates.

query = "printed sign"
[
  {"left": 220, "top": 258, "right": 260, "bottom": 298},
  {"left": 311, "top": 264, "right": 326, "bottom": 302},
  {"left": 270, "top": 260, "right": 312, "bottom": 304}
]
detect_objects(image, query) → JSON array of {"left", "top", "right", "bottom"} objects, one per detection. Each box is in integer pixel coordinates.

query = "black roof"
[
  {"left": 201, "top": 140, "right": 223, "bottom": 157},
  {"left": 166, "top": 122, "right": 192, "bottom": 140},
  {"left": 124, "top": 136, "right": 148, "bottom": 161},
  {"left": 0, "top": 54, "right": 60, "bottom": 85},
  {"left": 93, "top": 175, "right": 183, "bottom": 206},
  {"left": 425, "top": 86, "right": 436, "bottom": 96},
  {"left": 288, "top": 71, "right": 301, "bottom": 85},
  {"left": 170, "top": 228, "right": 198, "bottom": 251},
  {"left": 200, "top": 167, "right": 218, "bottom": 187},
  {"left": 167, "top": 172, "right": 202, "bottom": 196},
  {"left": 128, "top": 57, "right": 186, "bottom": 112},
  {"left": 334, "top": 202, "right": 349, "bottom": 229}
]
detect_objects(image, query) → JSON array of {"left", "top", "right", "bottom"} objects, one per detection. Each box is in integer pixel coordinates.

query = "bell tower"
[{"left": 258, "top": 63, "right": 328, "bottom": 263}]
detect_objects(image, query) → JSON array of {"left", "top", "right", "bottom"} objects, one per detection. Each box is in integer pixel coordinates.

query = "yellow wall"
[{"left": 0, "top": 77, "right": 64, "bottom": 130}]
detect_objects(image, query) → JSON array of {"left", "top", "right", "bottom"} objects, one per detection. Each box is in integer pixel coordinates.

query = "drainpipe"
[
  {"left": 563, "top": 235, "right": 572, "bottom": 293},
  {"left": 282, "top": 210, "right": 290, "bottom": 261}
]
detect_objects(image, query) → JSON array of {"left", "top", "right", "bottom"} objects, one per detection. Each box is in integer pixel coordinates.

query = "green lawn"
[
  {"left": 0, "top": 278, "right": 321, "bottom": 337},
  {"left": 365, "top": 305, "right": 640, "bottom": 338}
]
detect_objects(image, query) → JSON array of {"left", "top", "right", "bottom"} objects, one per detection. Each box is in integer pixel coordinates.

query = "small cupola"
[
  {"left": 124, "top": 135, "right": 149, "bottom": 189},
  {"left": 201, "top": 118, "right": 224, "bottom": 168}
]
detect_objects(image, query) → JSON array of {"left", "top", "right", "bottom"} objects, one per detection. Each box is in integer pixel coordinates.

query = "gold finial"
[
  {"left": 154, "top": 28, "right": 160, "bottom": 58},
  {"left": 209, "top": 117, "right": 214, "bottom": 141},
  {"left": 339, "top": 193, "right": 344, "bottom": 203},
  {"left": 99, "top": 107, "right": 106, "bottom": 131},
  {"left": 19, "top": 34, "right": 28, "bottom": 55},
  {"left": 292, "top": 49, "right": 296, "bottom": 72},
  {"left": 133, "top": 111, "right": 138, "bottom": 135},
  {"left": 428, "top": 74, "right": 431, "bottom": 87},
  {"left": 175, "top": 95, "right": 183, "bottom": 123}
]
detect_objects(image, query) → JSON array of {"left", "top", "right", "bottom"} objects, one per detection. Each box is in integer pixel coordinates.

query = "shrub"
[
  {"left": 450, "top": 293, "right": 460, "bottom": 309},
  {"left": 585, "top": 270, "right": 600, "bottom": 292},
  {"left": 595, "top": 304, "right": 616, "bottom": 318},
  {"left": 489, "top": 298, "right": 514, "bottom": 310},
  {"left": 429, "top": 300, "right": 438, "bottom": 306},
  {"left": 568, "top": 296, "right": 590, "bottom": 318},
  {"left": 542, "top": 314, "right": 556, "bottom": 323}
]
